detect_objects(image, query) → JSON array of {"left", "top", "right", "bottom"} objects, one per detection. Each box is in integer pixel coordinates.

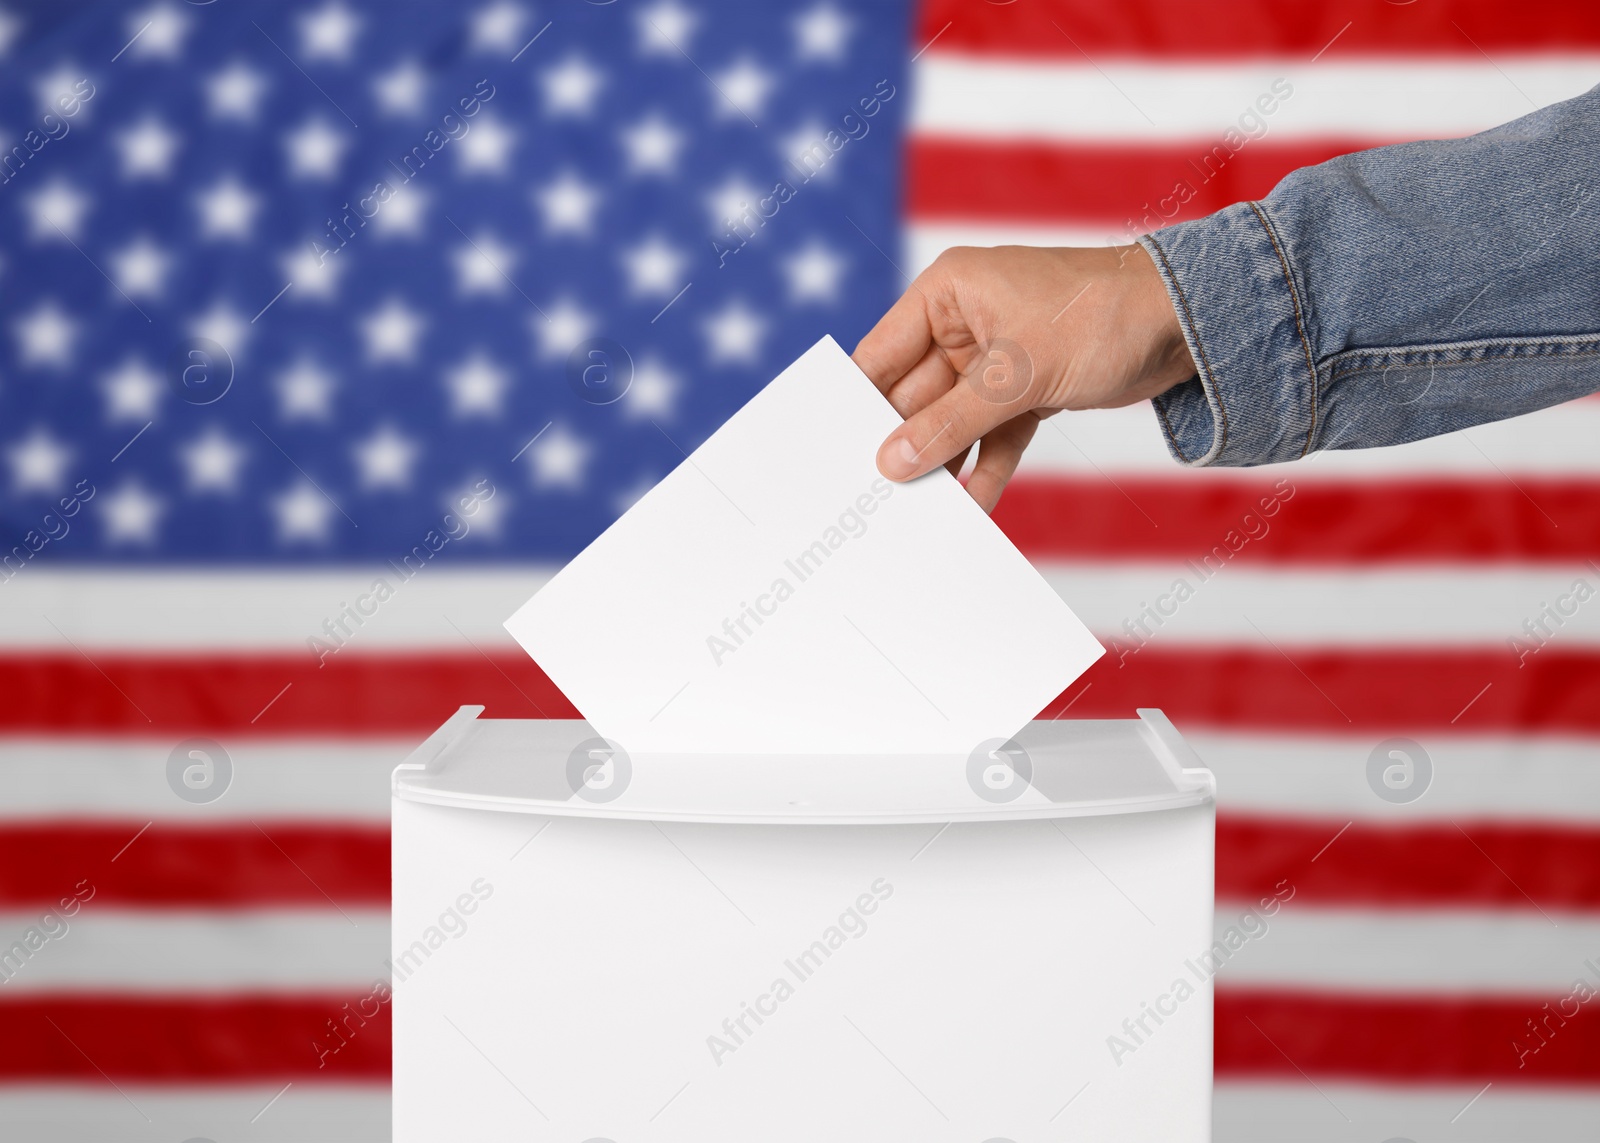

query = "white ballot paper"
[{"left": 505, "top": 336, "right": 1104, "bottom": 755}]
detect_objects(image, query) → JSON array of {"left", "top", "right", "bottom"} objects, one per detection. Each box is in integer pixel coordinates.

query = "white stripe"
[
  {"left": 0, "top": 567, "right": 546, "bottom": 649},
  {"left": 0, "top": 1086, "right": 389, "bottom": 1143},
  {"left": 0, "top": 910, "right": 388, "bottom": 992},
  {"left": 3, "top": 904, "right": 1589, "bottom": 995},
  {"left": 913, "top": 56, "right": 1600, "bottom": 142},
  {"left": 2, "top": 1082, "right": 1595, "bottom": 1141},
  {"left": 1214, "top": 1082, "right": 1600, "bottom": 1141},
  {"left": 1039, "top": 565, "right": 1600, "bottom": 646},
  {"left": 1018, "top": 395, "right": 1600, "bottom": 476},
  {"left": 1211, "top": 908, "right": 1600, "bottom": 993},
  {"left": 0, "top": 739, "right": 399, "bottom": 820},
  {"left": 1, "top": 731, "right": 1592, "bottom": 825},
  {"left": 1194, "top": 733, "right": 1600, "bottom": 823},
  {"left": 0, "top": 730, "right": 1594, "bottom": 824},
  {"left": 5, "top": 559, "right": 1600, "bottom": 650}
]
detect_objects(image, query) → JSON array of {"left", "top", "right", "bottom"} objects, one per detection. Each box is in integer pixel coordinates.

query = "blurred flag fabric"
[{"left": 1, "top": 0, "right": 1598, "bottom": 1139}]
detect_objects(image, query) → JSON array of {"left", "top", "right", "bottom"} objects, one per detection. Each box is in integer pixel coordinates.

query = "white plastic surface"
[{"left": 392, "top": 706, "right": 1215, "bottom": 824}]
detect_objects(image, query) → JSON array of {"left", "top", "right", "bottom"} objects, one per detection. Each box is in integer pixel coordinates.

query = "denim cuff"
[{"left": 1137, "top": 202, "right": 1321, "bottom": 467}]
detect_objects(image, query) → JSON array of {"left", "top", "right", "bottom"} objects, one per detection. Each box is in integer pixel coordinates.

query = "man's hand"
[{"left": 852, "top": 244, "right": 1197, "bottom": 512}]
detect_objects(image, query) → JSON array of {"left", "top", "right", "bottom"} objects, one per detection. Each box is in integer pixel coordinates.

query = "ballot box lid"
[{"left": 392, "top": 707, "right": 1214, "bottom": 825}]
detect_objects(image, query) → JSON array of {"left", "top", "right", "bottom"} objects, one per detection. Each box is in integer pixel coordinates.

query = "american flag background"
[{"left": 1, "top": 0, "right": 1597, "bottom": 1138}]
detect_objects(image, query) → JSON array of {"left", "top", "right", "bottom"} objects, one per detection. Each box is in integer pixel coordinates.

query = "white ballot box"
[{"left": 392, "top": 706, "right": 1216, "bottom": 1141}]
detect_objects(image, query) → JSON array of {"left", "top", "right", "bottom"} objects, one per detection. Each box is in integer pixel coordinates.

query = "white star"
[
  {"left": 23, "top": 179, "right": 91, "bottom": 241},
  {"left": 782, "top": 240, "right": 848, "bottom": 304},
  {"left": 100, "top": 357, "right": 165, "bottom": 422},
  {"left": 352, "top": 424, "right": 420, "bottom": 490},
  {"left": 100, "top": 482, "right": 165, "bottom": 546},
  {"left": 284, "top": 117, "right": 348, "bottom": 180},
  {"left": 114, "top": 116, "right": 181, "bottom": 180},
  {"left": 205, "top": 61, "right": 268, "bottom": 121},
  {"left": 360, "top": 297, "right": 426, "bottom": 363},
  {"left": 5, "top": 428, "right": 74, "bottom": 494},
  {"left": 452, "top": 231, "right": 518, "bottom": 296},
  {"left": 179, "top": 428, "right": 247, "bottom": 494},
  {"left": 540, "top": 54, "right": 605, "bottom": 117},
  {"left": 13, "top": 300, "right": 78, "bottom": 368},
  {"left": 533, "top": 170, "right": 601, "bottom": 236},
  {"left": 532, "top": 298, "right": 596, "bottom": 361},
  {"left": 110, "top": 236, "right": 172, "bottom": 299},
  {"left": 705, "top": 173, "right": 763, "bottom": 234},
  {"left": 189, "top": 302, "right": 250, "bottom": 359},
  {"left": 444, "top": 352, "right": 510, "bottom": 418},
  {"left": 620, "top": 235, "right": 688, "bottom": 297},
  {"left": 370, "top": 183, "right": 429, "bottom": 238},
  {"left": 35, "top": 65, "right": 92, "bottom": 120},
  {"left": 526, "top": 425, "right": 590, "bottom": 490},
  {"left": 448, "top": 476, "right": 509, "bottom": 539},
  {"left": 703, "top": 298, "right": 767, "bottom": 364},
  {"left": 276, "top": 358, "right": 337, "bottom": 422},
  {"left": 0, "top": 10, "right": 20, "bottom": 58},
  {"left": 793, "top": 3, "right": 852, "bottom": 61},
  {"left": 195, "top": 175, "right": 260, "bottom": 241},
  {"left": 637, "top": 0, "right": 697, "bottom": 55},
  {"left": 619, "top": 112, "right": 685, "bottom": 177},
  {"left": 299, "top": 1, "right": 362, "bottom": 62},
  {"left": 456, "top": 112, "right": 517, "bottom": 175},
  {"left": 281, "top": 242, "right": 342, "bottom": 301},
  {"left": 125, "top": 5, "right": 190, "bottom": 61},
  {"left": 270, "top": 481, "right": 338, "bottom": 544},
  {"left": 782, "top": 118, "right": 843, "bottom": 182},
  {"left": 622, "top": 356, "right": 680, "bottom": 421},
  {"left": 469, "top": 2, "right": 528, "bottom": 52},
  {"left": 710, "top": 57, "right": 774, "bottom": 122},
  {"left": 372, "top": 59, "right": 427, "bottom": 116}
]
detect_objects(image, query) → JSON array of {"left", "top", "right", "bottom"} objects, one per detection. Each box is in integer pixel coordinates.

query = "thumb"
[{"left": 876, "top": 339, "right": 1036, "bottom": 481}]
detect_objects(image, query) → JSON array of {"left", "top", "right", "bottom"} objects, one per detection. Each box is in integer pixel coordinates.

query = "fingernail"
[{"left": 878, "top": 435, "right": 920, "bottom": 480}]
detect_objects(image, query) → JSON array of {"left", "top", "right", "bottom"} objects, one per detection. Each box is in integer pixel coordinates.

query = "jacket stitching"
[
  {"left": 1330, "top": 340, "right": 1600, "bottom": 380},
  {"left": 1248, "top": 201, "right": 1319, "bottom": 458},
  {"left": 1146, "top": 236, "right": 1227, "bottom": 463}
]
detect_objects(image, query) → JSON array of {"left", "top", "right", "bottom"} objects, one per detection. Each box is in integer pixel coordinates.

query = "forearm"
[{"left": 1139, "top": 83, "right": 1600, "bottom": 467}]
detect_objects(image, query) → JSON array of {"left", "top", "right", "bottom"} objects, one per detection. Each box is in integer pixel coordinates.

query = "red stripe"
[
  {"left": 3, "top": 816, "right": 1596, "bottom": 910},
  {"left": 1, "top": 988, "right": 1594, "bottom": 1083},
  {"left": 908, "top": 138, "right": 1378, "bottom": 226},
  {"left": 0, "top": 821, "right": 390, "bottom": 908},
  {"left": 0, "top": 643, "right": 1595, "bottom": 735},
  {"left": 0, "top": 993, "right": 388, "bottom": 1081},
  {"left": 917, "top": 0, "right": 1600, "bottom": 60},
  {"left": 1059, "top": 645, "right": 1600, "bottom": 734},
  {"left": 0, "top": 650, "right": 577, "bottom": 735},
  {"left": 1216, "top": 990, "right": 1600, "bottom": 1082},
  {"left": 992, "top": 477, "right": 1597, "bottom": 562},
  {"left": 1217, "top": 818, "right": 1600, "bottom": 911}
]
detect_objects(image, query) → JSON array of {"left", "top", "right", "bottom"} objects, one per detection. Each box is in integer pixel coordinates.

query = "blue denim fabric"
[{"left": 1138, "top": 83, "right": 1600, "bottom": 467}]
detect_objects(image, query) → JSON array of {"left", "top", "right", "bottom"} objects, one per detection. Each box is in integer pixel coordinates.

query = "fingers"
[
  {"left": 875, "top": 368, "right": 1031, "bottom": 483},
  {"left": 944, "top": 444, "right": 973, "bottom": 479},
  {"left": 882, "top": 346, "right": 957, "bottom": 420},
  {"left": 964, "top": 414, "right": 1039, "bottom": 514},
  {"left": 852, "top": 283, "right": 933, "bottom": 395}
]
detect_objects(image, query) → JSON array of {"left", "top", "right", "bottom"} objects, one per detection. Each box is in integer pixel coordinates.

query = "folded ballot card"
[{"left": 505, "top": 336, "right": 1104, "bottom": 755}]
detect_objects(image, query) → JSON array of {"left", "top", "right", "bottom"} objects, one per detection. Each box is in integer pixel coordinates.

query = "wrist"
[{"left": 1121, "top": 243, "right": 1199, "bottom": 401}]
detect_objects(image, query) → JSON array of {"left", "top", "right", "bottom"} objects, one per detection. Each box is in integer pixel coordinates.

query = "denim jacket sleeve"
[{"left": 1137, "top": 83, "right": 1600, "bottom": 467}]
